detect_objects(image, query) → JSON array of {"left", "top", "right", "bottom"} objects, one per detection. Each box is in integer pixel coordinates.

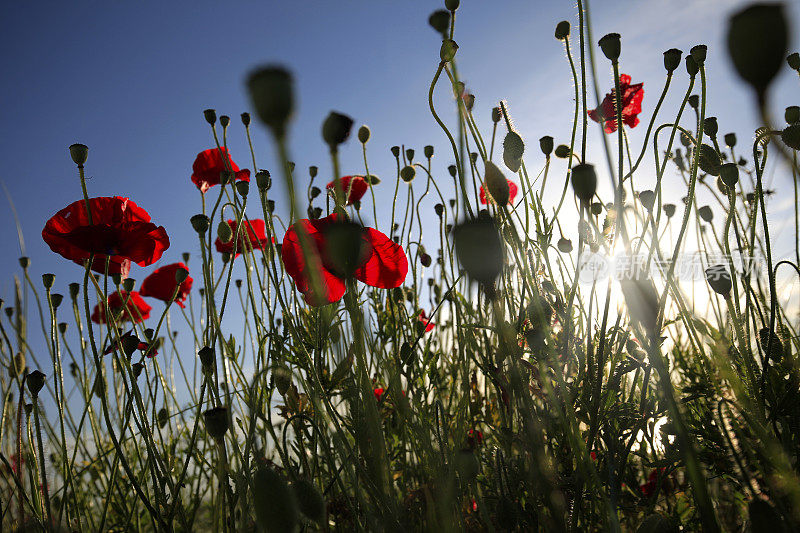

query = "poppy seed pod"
[
  {"left": 26, "top": 370, "right": 46, "bottom": 397},
  {"left": 424, "top": 145, "right": 434, "bottom": 159},
  {"left": 789, "top": 52, "right": 800, "bottom": 71},
  {"left": 240, "top": 112, "right": 251, "bottom": 126},
  {"left": 785, "top": 106, "right": 800, "bottom": 125},
  {"left": 256, "top": 170, "right": 271, "bottom": 190},
  {"left": 663, "top": 48, "right": 682, "bottom": 72},
  {"left": 69, "top": 282, "right": 80, "bottom": 299},
  {"left": 598, "top": 33, "right": 621, "bottom": 61},
  {"left": 698, "top": 205, "right": 713, "bottom": 222},
  {"left": 434, "top": 203, "right": 444, "bottom": 217},
  {"left": 448, "top": 164, "right": 457, "bottom": 177},
  {"left": 51, "top": 294, "right": 63, "bottom": 309},
  {"left": 445, "top": 0, "right": 459, "bottom": 11},
  {"left": 664, "top": 203, "right": 676, "bottom": 218},
  {"left": 703, "top": 117, "right": 719, "bottom": 137},
  {"left": 555, "top": 144, "right": 571, "bottom": 158},
  {"left": 203, "top": 406, "right": 229, "bottom": 440},
  {"left": 203, "top": 109, "right": 217, "bottom": 125},
  {"left": 69, "top": 143, "right": 88, "bottom": 167},
  {"left": 724, "top": 132, "right": 737, "bottom": 148},
  {"left": 400, "top": 165, "right": 416, "bottom": 183},
  {"left": 727, "top": 4, "right": 787, "bottom": 98},
  {"left": 638, "top": 190, "right": 655, "bottom": 211},
  {"left": 557, "top": 237, "right": 573, "bottom": 253},
  {"left": 484, "top": 161, "right": 510, "bottom": 207},
  {"left": 219, "top": 115, "right": 230, "bottom": 129},
  {"left": 406, "top": 148, "right": 415, "bottom": 162},
  {"left": 58, "top": 322, "right": 67, "bottom": 334},
  {"left": 122, "top": 277, "right": 136, "bottom": 293},
  {"left": 429, "top": 9, "right": 450, "bottom": 35},
  {"left": 705, "top": 265, "right": 732, "bottom": 297},
  {"left": 453, "top": 218, "right": 504, "bottom": 284},
  {"left": 570, "top": 163, "right": 597, "bottom": 203},
  {"left": 440, "top": 39, "right": 458, "bottom": 62},
  {"left": 42, "top": 273, "right": 55, "bottom": 289},
  {"left": 782, "top": 124, "right": 800, "bottom": 150},
  {"left": 720, "top": 163, "right": 739, "bottom": 188},
  {"left": 590, "top": 202, "right": 603, "bottom": 215},
  {"left": 492, "top": 107, "right": 502, "bottom": 123},
  {"left": 357, "top": 125, "right": 370, "bottom": 144},
  {"left": 322, "top": 111, "right": 354, "bottom": 148},
  {"left": 198, "top": 346, "right": 215, "bottom": 369},
  {"left": 555, "top": 20, "right": 570, "bottom": 40},
  {"left": 539, "top": 136, "right": 554, "bottom": 156},
  {"left": 685, "top": 55, "right": 699, "bottom": 77},
  {"left": 174, "top": 266, "right": 189, "bottom": 284},
  {"left": 690, "top": 44, "right": 707, "bottom": 65},
  {"left": 19, "top": 256, "right": 29, "bottom": 269},
  {"left": 190, "top": 214, "right": 210, "bottom": 234},
  {"left": 698, "top": 144, "right": 722, "bottom": 176},
  {"left": 246, "top": 66, "right": 294, "bottom": 138},
  {"left": 235, "top": 181, "right": 250, "bottom": 197},
  {"left": 391, "top": 145, "right": 400, "bottom": 158}
]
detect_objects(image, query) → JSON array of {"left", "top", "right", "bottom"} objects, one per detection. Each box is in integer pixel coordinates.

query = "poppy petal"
[{"left": 353, "top": 228, "right": 407, "bottom": 289}]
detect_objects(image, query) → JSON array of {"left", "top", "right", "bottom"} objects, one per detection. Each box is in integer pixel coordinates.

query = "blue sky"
[{"left": 1, "top": 0, "right": 799, "bottom": 328}]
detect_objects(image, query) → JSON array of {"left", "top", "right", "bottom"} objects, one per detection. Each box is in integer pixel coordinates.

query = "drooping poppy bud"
[
  {"left": 246, "top": 66, "right": 294, "bottom": 138},
  {"left": 698, "top": 205, "right": 713, "bottom": 222},
  {"left": 785, "top": 106, "right": 800, "bottom": 124},
  {"left": 705, "top": 265, "right": 732, "bottom": 297},
  {"left": 203, "top": 406, "right": 229, "bottom": 440},
  {"left": 272, "top": 365, "right": 292, "bottom": 396},
  {"left": 724, "top": 132, "right": 737, "bottom": 148},
  {"left": 663, "top": 48, "right": 682, "bottom": 72},
  {"left": 503, "top": 131, "right": 524, "bottom": 171},
  {"left": 539, "top": 136, "right": 554, "bottom": 156},
  {"left": 781, "top": 124, "right": 800, "bottom": 150},
  {"left": 484, "top": 161, "right": 510, "bottom": 207},
  {"left": 555, "top": 145, "right": 571, "bottom": 158},
  {"left": 720, "top": 163, "right": 739, "bottom": 188},
  {"left": 555, "top": 21, "right": 570, "bottom": 40},
  {"left": 322, "top": 111, "right": 354, "bottom": 149},
  {"left": 727, "top": 4, "right": 788, "bottom": 98},
  {"left": 69, "top": 143, "right": 89, "bottom": 167},
  {"left": 429, "top": 9, "right": 450, "bottom": 36},
  {"left": 570, "top": 163, "right": 597, "bottom": 203},
  {"left": 598, "top": 33, "right": 621, "bottom": 61},
  {"left": 217, "top": 221, "right": 233, "bottom": 244}
]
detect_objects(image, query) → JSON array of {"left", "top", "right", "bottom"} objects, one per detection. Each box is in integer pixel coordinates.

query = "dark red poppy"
[
  {"left": 373, "top": 387, "right": 385, "bottom": 401},
  {"left": 103, "top": 330, "right": 158, "bottom": 358},
  {"left": 590, "top": 451, "right": 597, "bottom": 461},
  {"left": 140, "top": 262, "right": 193, "bottom": 308},
  {"left": 214, "top": 219, "right": 271, "bottom": 256},
  {"left": 640, "top": 468, "right": 667, "bottom": 498},
  {"left": 190, "top": 148, "right": 250, "bottom": 193},
  {"left": 479, "top": 180, "right": 519, "bottom": 205},
  {"left": 466, "top": 429, "right": 484, "bottom": 448},
  {"left": 91, "top": 291, "right": 152, "bottom": 324},
  {"left": 281, "top": 213, "right": 408, "bottom": 306},
  {"left": 42, "top": 197, "right": 170, "bottom": 276},
  {"left": 326, "top": 175, "right": 369, "bottom": 206},
  {"left": 418, "top": 310, "right": 435, "bottom": 332},
  {"left": 588, "top": 74, "right": 644, "bottom": 134}
]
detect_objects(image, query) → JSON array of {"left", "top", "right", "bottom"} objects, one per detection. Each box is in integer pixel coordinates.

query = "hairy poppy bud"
[
  {"left": 724, "top": 132, "right": 737, "bottom": 148},
  {"left": 203, "top": 406, "right": 229, "bottom": 440},
  {"left": 69, "top": 143, "right": 88, "bottom": 167},
  {"left": 698, "top": 144, "right": 721, "bottom": 175},
  {"left": 703, "top": 117, "right": 718, "bottom": 137},
  {"left": 424, "top": 145, "right": 434, "bottom": 159},
  {"left": 235, "top": 180, "right": 249, "bottom": 197},
  {"left": 555, "top": 144, "right": 571, "bottom": 158},
  {"left": 720, "top": 163, "right": 739, "bottom": 188},
  {"left": 42, "top": 273, "right": 55, "bottom": 289},
  {"left": 273, "top": 364, "right": 292, "bottom": 395},
  {"left": 663, "top": 48, "right": 682, "bottom": 72},
  {"left": 492, "top": 107, "right": 502, "bottom": 123},
  {"left": 538, "top": 136, "right": 554, "bottom": 157},
  {"left": 685, "top": 55, "right": 699, "bottom": 77},
  {"left": 322, "top": 111, "right": 354, "bottom": 149},
  {"left": 785, "top": 106, "right": 800, "bottom": 125},
  {"left": 440, "top": 39, "right": 458, "bottom": 62},
  {"left": 698, "top": 205, "right": 713, "bottom": 222},
  {"left": 190, "top": 214, "right": 210, "bottom": 234},
  {"left": 18, "top": 257, "right": 29, "bottom": 269},
  {"left": 69, "top": 282, "right": 80, "bottom": 299},
  {"left": 504, "top": 131, "right": 524, "bottom": 161},
  {"left": 429, "top": 9, "right": 450, "bottom": 35},
  {"left": 219, "top": 115, "right": 230, "bottom": 128},
  {"left": 598, "top": 33, "right": 621, "bottom": 61},
  {"left": 555, "top": 20, "right": 570, "bottom": 40},
  {"left": 664, "top": 203, "right": 676, "bottom": 218},
  {"left": 690, "top": 44, "right": 707, "bottom": 65},
  {"left": 247, "top": 66, "right": 294, "bottom": 138},
  {"left": 639, "top": 190, "right": 655, "bottom": 211},
  {"left": 453, "top": 218, "right": 504, "bottom": 283},
  {"left": 26, "top": 370, "right": 46, "bottom": 397},
  {"left": 484, "top": 161, "right": 510, "bottom": 206},
  {"left": 571, "top": 163, "right": 597, "bottom": 203},
  {"left": 434, "top": 203, "right": 444, "bottom": 217},
  {"left": 240, "top": 112, "right": 251, "bottom": 126},
  {"left": 705, "top": 265, "right": 732, "bottom": 297},
  {"left": 782, "top": 124, "right": 800, "bottom": 150},
  {"left": 254, "top": 468, "right": 299, "bottom": 533},
  {"left": 357, "top": 125, "right": 370, "bottom": 144},
  {"left": 217, "top": 221, "right": 233, "bottom": 244},
  {"left": 391, "top": 146, "right": 400, "bottom": 158},
  {"left": 557, "top": 237, "right": 573, "bottom": 253},
  {"left": 400, "top": 165, "right": 416, "bottom": 182},
  {"left": 203, "top": 109, "right": 217, "bottom": 125},
  {"left": 157, "top": 407, "right": 169, "bottom": 428},
  {"left": 727, "top": 4, "right": 787, "bottom": 98}
]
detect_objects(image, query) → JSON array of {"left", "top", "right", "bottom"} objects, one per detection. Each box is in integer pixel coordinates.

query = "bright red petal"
[
  {"left": 353, "top": 228, "right": 407, "bottom": 289},
  {"left": 190, "top": 148, "right": 240, "bottom": 193},
  {"left": 281, "top": 216, "right": 346, "bottom": 305}
]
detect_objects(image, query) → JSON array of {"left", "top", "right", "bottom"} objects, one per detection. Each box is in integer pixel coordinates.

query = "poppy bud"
[
  {"left": 356, "top": 125, "right": 371, "bottom": 144},
  {"left": 483, "top": 161, "right": 510, "bottom": 206},
  {"left": 598, "top": 33, "right": 621, "bottom": 61},
  {"left": 292, "top": 479, "right": 326, "bottom": 525},
  {"left": 463, "top": 93, "right": 475, "bottom": 111},
  {"left": 782, "top": 124, "right": 800, "bottom": 150},
  {"left": 190, "top": 214, "right": 210, "bottom": 234},
  {"left": 639, "top": 190, "right": 655, "bottom": 211},
  {"left": 470, "top": 152, "right": 478, "bottom": 164},
  {"left": 256, "top": 170, "right": 271, "bottom": 191},
  {"left": 10, "top": 352, "right": 25, "bottom": 378},
  {"left": 440, "top": 39, "right": 458, "bottom": 62},
  {"left": 685, "top": 55, "right": 699, "bottom": 77},
  {"left": 727, "top": 4, "right": 787, "bottom": 98},
  {"left": 322, "top": 111, "right": 354, "bottom": 149},
  {"left": 724, "top": 132, "right": 737, "bottom": 148},
  {"left": 591, "top": 201, "right": 603, "bottom": 215},
  {"left": 310, "top": 186, "right": 321, "bottom": 199},
  {"left": 698, "top": 144, "right": 721, "bottom": 175},
  {"left": 434, "top": 203, "right": 444, "bottom": 217},
  {"left": 221, "top": 116, "right": 232, "bottom": 130},
  {"left": 50, "top": 294, "right": 62, "bottom": 309},
  {"left": 539, "top": 136, "right": 553, "bottom": 156},
  {"left": 19, "top": 257, "right": 29, "bottom": 269},
  {"left": 42, "top": 273, "right": 55, "bottom": 289},
  {"left": 720, "top": 163, "right": 739, "bottom": 188},
  {"left": 26, "top": 370, "right": 46, "bottom": 397},
  {"left": 198, "top": 347, "right": 215, "bottom": 370},
  {"left": 663, "top": 48, "right": 682, "bottom": 72},
  {"left": 705, "top": 265, "right": 732, "bottom": 297},
  {"left": 273, "top": 365, "right": 292, "bottom": 395},
  {"left": 203, "top": 406, "right": 229, "bottom": 440},
  {"left": 785, "top": 106, "right": 800, "bottom": 124},
  {"left": 698, "top": 205, "right": 713, "bottom": 222},
  {"left": 214, "top": 220, "right": 232, "bottom": 244},
  {"left": 703, "top": 117, "right": 718, "bottom": 137},
  {"left": 570, "top": 163, "right": 597, "bottom": 203},
  {"left": 69, "top": 282, "right": 80, "bottom": 299},
  {"left": 400, "top": 165, "right": 416, "bottom": 182},
  {"left": 557, "top": 237, "right": 573, "bottom": 253},
  {"left": 555, "top": 144, "right": 571, "bottom": 158},
  {"left": 555, "top": 20, "right": 570, "bottom": 40},
  {"left": 491, "top": 106, "right": 502, "bottom": 123},
  {"left": 420, "top": 253, "right": 432, "bottom": 267},
  {"left": 504, "top": 131, "right": 524, "bottom": 160},
  {"left": 688, "top": 95, "right": 700, "bottom": 110},
  {"left": 690, "top": 44, "right": 707, "bottom": 65},
  {"left": 235, "top": 181, "right": 249, "bottom": 197},
  {"left": 429, "top": 10, "right": 450, "bottom": 35},
  {"left": 203, "top": 109, "right": 217, "bottom": 125},
  {"left": 424, "top": 145, "right": 434, "bottom": 159},
  {"left": 266, "top": 200, "right": 275, "bottom": 213},
  {"left": 759, "top": 327, "right": 784, "bottom": 362},
  {"left": 406, "top": 148, "right": 415, "bottom": 162},
  {"left": 247, "top": 66, "right": 294, "bottom": 138},
  {"left": 254, "top": 467, "right": 299, "bottom": 533},
  {"left": 445, "top": 0, "right": 459, "bottom": 10},
  {"left": 174, "top": 267, "right": 189, "bottom": 285},
  {"left": 240, "top": 112, "right": 251, "bottom": 126},
  {"left": 453, "top": 218, "right": 504, "bottom": 284},
  {"left": 58, "top": 322, "right": 67, "bottom": 334},
  {"left": 69, "top": 143, "right": 89, "bottom": 167}
]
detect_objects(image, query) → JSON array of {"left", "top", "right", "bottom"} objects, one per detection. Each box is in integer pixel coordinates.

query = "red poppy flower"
[
  {"left": 640, "top": 468, "right": 667, "bottom": 498},
  {"left": 479, "top": 180, "right": 519, "bottom": 205},
  {"left": 102, "top": 330, "right": 158, "bottom": 358},
  {"left": 326, "top": 175, "right": 369, "bottom": 206},
  {"left": 42, "top": 197, "right": 169, "bottom": 276},
  {"left": 91, "top": 291, "right": 151, "bottom": 324},
  {"left": 588, "top": 74, "right": 644, "bottom": 134},
  {"left": 214, "top": 219, "right": 271, "bottom": 256},
  {"left": 373, "top": 387, "right": 385, "bottom": 401},
  {"left": 190, "top": 148, "right": 250, "bottom": 193},
  {"left": 418, "top": 310, "right": 435, "bottom": 332},
  {"left": 140, "top": 262, "right": 193, "bottom": 308},
  {"left": 467, "top": 429, "right": 484, "bottom": 448},
  {"left": 281, "top": 213, "right": 408, "bottom": 306}
]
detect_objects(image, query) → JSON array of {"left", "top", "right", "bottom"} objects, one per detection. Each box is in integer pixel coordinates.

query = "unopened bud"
[
  {"left": 785, "top": 106, "right": 800, "bottom": 125},
  {"left": 571, "top": 163, "right": 597, "bottom": 203},
  {"left": 788, "top": 52, "right": 800, "bottom": 71},
  {"left": 727, "top": 4, "right": 788, "bottom": 98},
  {"left": 217, "top": 221, "right": 233, "bottom": 243},
  {"left": 724, "top": 132, "right": 737, "bottom": 148},
  {"left": 19, "top": 257, "right": 29, "bottom": 269},
  {"left": 440, "top": 39, "right": 458, "bottom": 62},
  {"left": 190, "top": 214, "right": 211, "bottom": 234},
  {"left": 357, "top": 125, "right": 370, "bottom": 144},
  {"left": 782, "top": 124, "right": 800, "bottom": 150},
  {"left": 554, "top": 21, "right": 570, "bottom": 40},
  {"left": 175, "top": 267, "right": 189, "bottom": 284},
  {"left": 203, "top": 406, "right": 229, "bottom": 440},
  {"left": 598, "top": 33, "right": 621, "bottom": 62},
  {"left": 400, "top": 165, "right": 416, "bottom": 183},
  {"left": 685, "top": 55, "right": 699, "bottom": 77},
  {"left": 554, "top": 145, "right": 571, "bottom": 159},
  {"left": 663, "top": 48, "right": 682, "bottom": 72},
  {"left": 322, "top": 111, "right": 354, "bottom": 148},
  {"left": 484, "top": 161, "right": 510, "bottom": 207}
]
